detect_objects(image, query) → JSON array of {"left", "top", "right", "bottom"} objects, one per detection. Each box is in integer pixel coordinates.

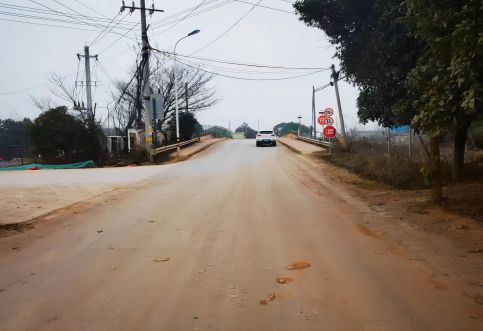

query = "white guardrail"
[
  {"left": 154, "top": 137, "right": 200, "bottom": 155},
  {"left": 298, "top": 136, "right": 333, "bottom": 148}
]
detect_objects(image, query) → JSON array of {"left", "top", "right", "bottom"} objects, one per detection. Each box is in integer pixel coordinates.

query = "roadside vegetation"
[{"left": 294, "top": 0, "right": 482, "bottom": 204}]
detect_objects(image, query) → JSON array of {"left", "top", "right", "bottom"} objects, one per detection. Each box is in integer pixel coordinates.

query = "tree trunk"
[
  {"left": 453, "top": 116, "right": 471, "bottom": 182},
  {"left": 429, "top": 136, "right": 443, "bottom": 203}
]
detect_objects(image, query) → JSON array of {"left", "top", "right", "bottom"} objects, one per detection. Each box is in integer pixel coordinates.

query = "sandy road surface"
[{"left": 0, "top": 140, "right": 481, "bottom": 331}]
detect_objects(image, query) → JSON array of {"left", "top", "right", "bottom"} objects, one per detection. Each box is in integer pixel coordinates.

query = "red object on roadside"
[
  {"left": 323, "top": 125, "right": 337, "bottom": 139},
  {"left": 127, "top": 163, "right": 140, "bottom": 167},
  {"left": 28, "top": 166, "right": 40, "bottom": 170}
]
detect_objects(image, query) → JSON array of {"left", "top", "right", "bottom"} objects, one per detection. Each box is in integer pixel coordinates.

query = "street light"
[
  {"left": 297, "top": 115, "right": 302, "bottom": 137},
  {"left": 174, "top": 29, "right": 201, "bottom": 157}
]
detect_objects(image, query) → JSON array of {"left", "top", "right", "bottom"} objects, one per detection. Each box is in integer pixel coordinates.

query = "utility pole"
[
  {"left": 77, "top": 46, "right": 98, "bottom": 121},
  {"left": 121, "top": 0, "right": 164, "bottom": 162},
  {"left": 312, "top": 86, "right": 316, "bottom": 139},
  {"left": 331, "top": 64, "right": 347, "bottom": 147},
  {"left": 185, "top": 82, "right": 189, "bottom": 113}
]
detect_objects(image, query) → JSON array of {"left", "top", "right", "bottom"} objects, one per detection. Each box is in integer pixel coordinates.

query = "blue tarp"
[
  {"left": 390, "top": 125, "right": 410, "bottom": 134},
  {"left": 0, "top": 160, "right": 95, "bottom": 171}
]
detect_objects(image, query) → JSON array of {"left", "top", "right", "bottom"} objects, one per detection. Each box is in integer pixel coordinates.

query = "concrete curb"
[
  {"left": 278, "top": 139, "right": 302, "bottom": 154},
  {"left": 175, "top": 139, "right": 226, "bottom": 161}
]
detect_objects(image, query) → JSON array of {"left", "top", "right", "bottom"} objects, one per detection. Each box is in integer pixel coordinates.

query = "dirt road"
[{"left": 0, "top": 140, "right": 481, "bottom": 331}]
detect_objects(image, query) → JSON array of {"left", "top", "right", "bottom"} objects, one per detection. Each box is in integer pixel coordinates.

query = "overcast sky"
[{"left": 0, "top": 0, "right": 378, "bottom": 133}]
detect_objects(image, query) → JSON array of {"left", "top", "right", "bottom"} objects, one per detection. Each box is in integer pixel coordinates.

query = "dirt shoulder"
[{"left": 290, "top": 151, "right": 483, "bottom": 308}]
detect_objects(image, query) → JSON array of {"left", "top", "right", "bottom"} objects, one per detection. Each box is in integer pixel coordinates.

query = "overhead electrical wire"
[
  {"left": 90, "top": 11, "right": 126, "bottom": 46},
  {"left": 151, "top": 0, "right": 234, "bottom": 33},
  {"left": 233, "top": 0, "right": 293, "bottom": 13},
  {"left": 50, "top": 0, "right": 111, "bottom": 30},
  {"left": 155, "top": 0, "right": 208, "bottom": 35},
  {"left": 98, "top": 21, "right": 140, "bottom": 55},
  {"left": 26, "top": 0, "right": 137, "bottom": 39},
  {"left": 192, "top": 0, "right": 263, "bottom": 54},
  {"left": 163, "top": 53, "right": 326, "bottom": 81},
  {"left": 153, "top": 48, "right": 329, "bottom": 70},
  {"left": 0, "top": 16, "right": 100, "bottom": 32},
  {"left": 0, "top": 2, "right": 136, "bottom": 27},
  {"left": 150, "top": 0, "right": 221, "bottom": 28}
]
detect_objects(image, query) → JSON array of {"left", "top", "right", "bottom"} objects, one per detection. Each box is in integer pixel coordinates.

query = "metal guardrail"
[
  {"left": 298, "top": 135, "right": 333, "bottom": 148},
  {"left": 154, "top": 137, "right": 200, "bottom": 155}
]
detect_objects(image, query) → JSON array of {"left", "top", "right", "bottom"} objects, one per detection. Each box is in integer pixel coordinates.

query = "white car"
[{"left": 256, "top": 130, "right": 277, "bottom": 147}]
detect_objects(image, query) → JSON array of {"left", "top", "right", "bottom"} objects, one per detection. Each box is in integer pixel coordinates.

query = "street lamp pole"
[
  {"left": 173, "top": 29, "right": 200, "bottom": 157},
  {"left": 298, "top": 115, "right": 302, "bottom": 137}
]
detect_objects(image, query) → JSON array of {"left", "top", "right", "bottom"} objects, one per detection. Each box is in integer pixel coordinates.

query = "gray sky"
[{"left": 0, "top": 0, "right": 377, "bottom": 133}]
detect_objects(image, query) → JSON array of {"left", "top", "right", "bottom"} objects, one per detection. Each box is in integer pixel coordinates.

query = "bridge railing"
[
  {"left": 154, "top": 137, "right": 200, "bottom": 155},
  {"left": 297, "top": 135, "right": 333, "bottom": 148}
]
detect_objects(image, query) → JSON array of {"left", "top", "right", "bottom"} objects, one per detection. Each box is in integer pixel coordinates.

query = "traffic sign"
[
  {"left": 324, "top": 117, "right": 334, "bottom": 126},
  {"left": 317, "top": 115, "right": 327, "bottom": 125},
  {"left": 323, "top": 125, "right": 336, "bottom": 139},
  {"left": 324, "top": 108, "right": 334, "bottom": 117}
]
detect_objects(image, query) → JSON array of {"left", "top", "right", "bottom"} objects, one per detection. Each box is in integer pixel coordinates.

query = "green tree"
[
  {"left": 294, "top": 0, "right": 421, "bottom": 127},
  {"left": 203, "top": 126, "right": 232, "bottom": 138},
  {"left": 273, "top": 122, "right": 312, "bottom": 136},
  {"left": 167, "top": 112, "right": 201, "bottom": 144},
  {"left": 405, "top": 0, "right": 483, "bottom": 182},
  {"left": 0, "top": 118, "right": 32, "bottom": 160},
  {"left": 29, "top": 106, "right": 96, "bottom": 163},
  {"left": 235, "top": 123, "right": 258, "bottom": 139}
]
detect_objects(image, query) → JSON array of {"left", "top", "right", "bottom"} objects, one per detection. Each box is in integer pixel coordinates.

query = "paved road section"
[
  {"left": 0, "top": 140, "right": 481, "bottom": 331},
  {"left": 0, "top": 139, "right": 223, "bottom": 226}
]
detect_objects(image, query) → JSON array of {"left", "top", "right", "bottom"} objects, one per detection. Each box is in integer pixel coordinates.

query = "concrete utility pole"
[
  {"left": 185, "top": 82, "right": 189, "bottom": 113},
  {"left": 77, "top": 46, "right": 98, "bottom": 121},
  {"left": 331, "top": 64, "right": 347, "bottom": 147},
  {"left": 121, "top": 0, "right": 164, "bottom": 162},
  {"left": 312, "top": 86, "right": 316, "bottom": 139}
]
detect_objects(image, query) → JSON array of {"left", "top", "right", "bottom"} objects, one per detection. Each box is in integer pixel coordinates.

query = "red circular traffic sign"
[
  {"left": 324, "top": 108, "right": 334, "bottom": 117},
  {"left": 323, "top": 125, "right": 337, "bottom": 139},
  {"left": 317, "top": 115, "right": 326, "bottom": 125}
]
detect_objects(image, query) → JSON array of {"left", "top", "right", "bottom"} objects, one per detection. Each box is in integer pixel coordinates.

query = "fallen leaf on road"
[
  {"left": 97, "top": 230, "right": 103, "bottom": 233},
  {"left": 276, "top": 277, "right": 293, "bottom": 284},
  {"left": 285, "top": 262, "right": 310, "bottom": 270},
  {"left": 268, "top": 293, "right": 276, "bottom": 301},
  {"left": 467, "top": 249, "right": 481, "bottom": 253},
  {"left": 259, "top": 300, "right": 268, "bottom": 305},
  {"left": 153, "top": 258, "right": 170, "bottom": 262}
]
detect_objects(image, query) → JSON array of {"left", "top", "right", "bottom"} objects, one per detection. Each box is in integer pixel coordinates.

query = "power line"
[
  {"left": 155, "top": 0, "right": 208, "bottom": 35},
  {"left": 69, "top": 0, "right": 108, "bottom": 18},
  {"left": 193, "top": 0, "right": 263, "bottom": 53},
  {"left": 50, "top": 0, "right": 108, "bottom": 30},
  {"left": 153, "top": 48, "right": 329, "bottom": 70},
  {"left": 152, "top": 1, "right": 235, "bottom": 34},
  {"left": 165, "top": 53, "right": 326, "bottom": 81},
  {"left": 90, "top": 11, "right": 125, "bottom": 46},
  {"left": 151, "top": 0, "right": 222, "bottom": 29},
  {"left": 99, "top": 21, "right": 140, "bottom": 55},
  {"left": 233, "top": 0, "right": 293, "bottom": 13},
  {"left": 0, "top": 16, "right": 101, "bottom": 32},
  {"left": 0, "top": 2, "right": 136, "bottom": 27}
]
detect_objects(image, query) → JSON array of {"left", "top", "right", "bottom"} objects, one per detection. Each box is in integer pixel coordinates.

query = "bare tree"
[{"left": 110, "top": 55, "right": 218, "bottom": 143}]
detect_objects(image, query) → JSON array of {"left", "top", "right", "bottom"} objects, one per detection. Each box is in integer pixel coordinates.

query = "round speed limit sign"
[{"left": 324, "top": 108, "right": 334, "bottom": 117}]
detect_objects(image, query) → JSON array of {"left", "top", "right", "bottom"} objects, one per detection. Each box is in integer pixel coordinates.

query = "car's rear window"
[{"left": 260, "top": 131, "right": 273, "bottom": 134}]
